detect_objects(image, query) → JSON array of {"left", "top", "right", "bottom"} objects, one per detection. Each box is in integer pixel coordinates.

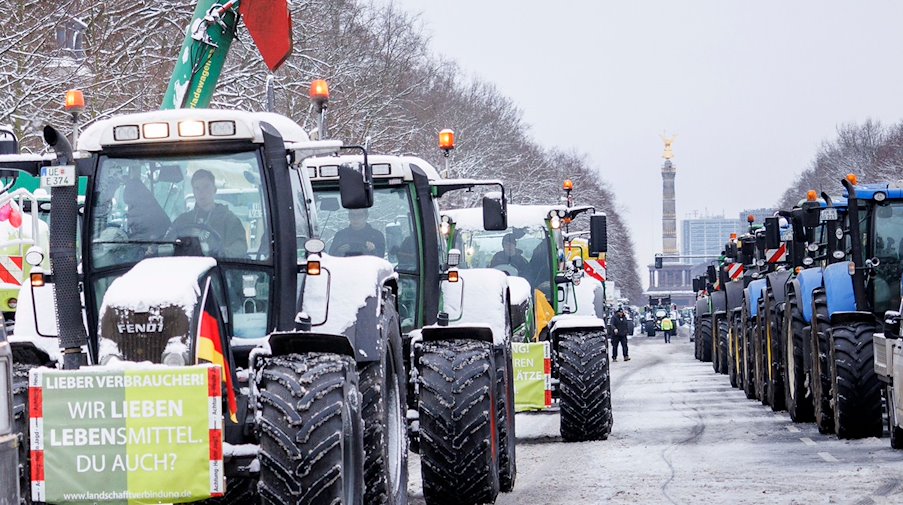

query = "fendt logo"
[{"left": 116, "top": 322, "right": 165, "bottom": 334}]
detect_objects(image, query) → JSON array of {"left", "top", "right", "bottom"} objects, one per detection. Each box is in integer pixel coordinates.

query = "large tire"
[
  {"left": 766, "top": 295, "right": 786, "bottom": 411},
  {"left": 828, "top": 323, "right": 883, "bottom": 439},
  {"left": 12, "top": 364, "right": 33, "bottom": 505},
  {"left": 755, "top": 299, "right": 768, "bottom": 404},
  {"left": 742, "top": 311, "right": 757, "bottom": 400},
  {"left": 810, "top": 289, "right": 835, "bottom": 434},
  {"left": 558, "top": 329, "right": 613, "bottom": 442},
  {"left": 728, "top": 313, "right": 740, "bottom": 388},
  {"left": 699, "top": 317, "right": 713, "bottom": 362},
  {"left": 359, "top": 303, "right": 408, "bottom": 505},
  {"left": 886, "top": 385, "right": 903, "bottom": 449},
  {"left": 418, "top": 339, "right": 499, "bottom": 505},
  {"left": 257, "top": 353, "right": 364, "bottom": 505},
  {"left": 783, "top": 290, "right": 814, "bottom": 422},
  {"left": 717, "top": 317, "right": 729, "bottom": 375},
  {"left": 495, "top": 346, "right": 516, "bottom": 492}
]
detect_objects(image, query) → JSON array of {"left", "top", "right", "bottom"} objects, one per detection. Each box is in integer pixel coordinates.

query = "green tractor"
[{"left": 446, "top": 199, "right": 612, "bottom": 442}]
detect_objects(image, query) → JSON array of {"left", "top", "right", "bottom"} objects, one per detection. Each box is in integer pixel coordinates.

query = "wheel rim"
[{"left": 386, "top": 355, "right": 405, "bottom": 497}]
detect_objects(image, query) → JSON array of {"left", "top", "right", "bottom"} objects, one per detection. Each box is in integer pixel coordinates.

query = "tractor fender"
[
  {"left": 745, "top": 279, "right": 768, "bottom": 318},
  {"left": 548, "top": 314, "right": 607, "bottom": 363},
  {"left": 711, "top": 291, "right": 727, "bottom": 313},
  {"left": 438, "top": 268, "right": 511, "bottom": 347},
  {"left": 725, "top": 279, "right": 745, "bottom": 311},
  {"left": 823, "top": 261, "right": 857, "bottom": 316},
  {"left": 301, "top": 253, "right": 398, "bottom": 363},
  {"left": 766, "top": 270, "right": 792, "bottom": 304},
  {"left": 695, "top": 297, "right": 710, "bottom": 316},
  {"left": 795, "top": 268, "right": 824, "bottom": 324},
  {"left": 10, "top": 278, "right": 69, "bottom": 366}
]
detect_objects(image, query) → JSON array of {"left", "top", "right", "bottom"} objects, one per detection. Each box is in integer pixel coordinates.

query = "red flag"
[
  {"left": 240, "top": 0, "right": 293, "bottom": 71},
  {"left": 196, "top": 283, "right": 238, "bottom": 423}
]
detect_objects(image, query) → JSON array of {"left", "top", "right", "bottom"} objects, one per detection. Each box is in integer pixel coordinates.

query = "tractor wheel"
[
  {"left": 13, "top": 364, "right": 33, "bottom": 505},
  {"left": 828, "top": 323, "right": 883, "bottom": 439},
  {"left": 728, "top": 315, "right": 740, "bottom": 388},
  {"left": 766, "top": 296, "right": 786, "bottom": 411},
  {"left": 257, "top": 353, "right": 364, "bottom": 505},
  {"left": 418, "top": 339, "right": 499, "bottom": 505},
  {"left": 755, "top": 300, "right": 768, "bottom": 405},
  {"left": 810, "top": 289, "right": 835, "bottom": 434},
  {"left": 699, "top": 317, "right": 713, "bottom": 362},
  {"left": 717, "top": 318, "right": 729, "bottom": 375},
  {"left": 743, "top": 315, "right": 757, "bottom": 400},
  {"left": 886, "top": 385, "right": 903, "bottom": 449},
  {"left": 495, "top": 346, "right": 516, "bottom": 492},
  {"left": 558, "top": 329, "right": 613, "bottom": 442},
  {"left": 783, "top": 291, "right": 814, "bottom": 422},
  {"left": 359, "top": 301, "right": 408, "bottom": 505}
]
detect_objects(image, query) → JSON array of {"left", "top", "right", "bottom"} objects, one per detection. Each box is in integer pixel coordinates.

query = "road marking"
[
  {"left": 818, "top": 452, "right": 839, "bottom": 463},
  {"left": 786, "top": 426, "right": 801, "bottom": 433},
  {"left": 800, "top": 437, "right": 817, "bottom": 446}
]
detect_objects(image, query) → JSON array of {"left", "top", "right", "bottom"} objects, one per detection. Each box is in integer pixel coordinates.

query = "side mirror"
[
  {"left": 791, "top": 209, "right": 806, "bottom": 243},
  {"left": 589, "top": 213, "right": 608, "bottom": 255},
  {"left": 482, "top": 193, "right": 507, "bottom": 231},
  {"left": 706, "top": 265, "right": 716, "bottom": 283},
  {"left": 801, "top": 201, "right": 821, "bottom": 228},
  {"left": 339, "top": 163, "right": 373, "bottom": 209},
  {"left": 692, "top": 278, "right": 701, "bottom": 292},
  {"left": 764, "top": 217, "right": 780, "bottom": 249}
]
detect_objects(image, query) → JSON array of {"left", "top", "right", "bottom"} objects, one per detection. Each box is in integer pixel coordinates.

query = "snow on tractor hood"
[
  {"left": 507, "top": 276, "right": 532, "bottom": 306},
  {"left": 301, "top": 253, "right": 397, "bottom": 338},
  {"left": 100, "top": 257, "right": 216, "bottom": 319},
  {"left": 438, "top": 268, "right": 510, "bottom": 346}
]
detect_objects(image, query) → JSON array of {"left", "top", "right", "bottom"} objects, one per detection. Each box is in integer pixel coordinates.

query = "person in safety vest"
[{"left": 661, "top": 316, "right": 674, "bottom": 343}]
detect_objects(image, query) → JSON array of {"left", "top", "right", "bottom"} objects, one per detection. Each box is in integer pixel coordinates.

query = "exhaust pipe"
[{"left": 43, "top": 125, "right": 87, "bottom": 369}]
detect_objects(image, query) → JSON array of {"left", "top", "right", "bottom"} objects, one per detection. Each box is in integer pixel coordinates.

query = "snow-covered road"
[{"left": 407, "top": 328, "right": 903, "bottom": 504}]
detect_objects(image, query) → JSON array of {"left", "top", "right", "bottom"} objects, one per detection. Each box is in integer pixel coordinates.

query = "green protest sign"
[
  {"left": 29, "top": 365, "right": 224, "bottom": 504},
  {"left": 512, "top": 342, "right": 551, "bottom": 412}
]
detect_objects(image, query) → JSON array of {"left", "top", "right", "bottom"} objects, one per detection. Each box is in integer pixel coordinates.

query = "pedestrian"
[
  {"left": 609, "top": 308, "right": 630, "bottom": 361},
  {"left": 661, "top": 316, "right": 674, "bottom": 343}
]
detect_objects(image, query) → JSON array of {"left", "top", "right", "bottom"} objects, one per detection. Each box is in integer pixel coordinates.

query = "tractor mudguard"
[
  {"left": 421, "top": 325, "right": 494, "bottom": 345},
  {"left": 725, "top": 279, "right": 745, "bottom": 311},
  {"left": 301, "top": 254, "right": 398, "bottom": 364},
  {"left": 439, "top": 269, "right": 511, "bottom": 347},
  {"left": 10, "top": 279, "right": 66, "bottom": 366},
  {"left": 792, "top": 269, "right": 823, "bottom": 324},
  {"left": 823, "top": 261, "right": 857, "bottom": 316},
  {"left": 746, "top": 279, "right": 768, "bottom": 318},
  {"left": 269, "top": 330, "right": 356, "bottom": 357},
  {"left": 695, "top": 298, "right": 710, "bottom": 317},
  {"left": 766, "top": 270, "right": 792, "bottom": 304},
  {"left": 711, "top": 291, "right": 727, "bottom": 313}
]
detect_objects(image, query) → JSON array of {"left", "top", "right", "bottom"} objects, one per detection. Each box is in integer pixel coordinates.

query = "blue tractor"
[{"left": 811, "top": 176, "right": 899, "bottom": 438}]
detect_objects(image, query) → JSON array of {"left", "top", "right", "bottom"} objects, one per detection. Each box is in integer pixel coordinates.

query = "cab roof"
[
  {"left": 845, "top": 182, "right": 903, "bottom": 201},
  {"left": 445, "top": 204, "right": 566, "bottom": 231},
  {"left": 78, "top": 109, "right": 310, "bottom": 152},
  {"left": 305, "top": 154, "right": 440, "bottom": 182}
]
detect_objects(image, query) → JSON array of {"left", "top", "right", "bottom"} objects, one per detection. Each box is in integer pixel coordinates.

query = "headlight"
[
  {"left": 7, "top": 298, "right": 16, "bottom": 310},
  {"left": 875, "top": 192, "right": 887, "bottom": 202},
  {"left": 802, "top": 257, "right": 814, "bottom": 266}
]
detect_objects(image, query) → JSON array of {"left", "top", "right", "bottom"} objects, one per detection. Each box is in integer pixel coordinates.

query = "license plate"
[
  {"left": 820, "top": 208, "right": 838, "bottom": 221},
  {"left": 40, "top": 165, "right": 75, "bottom": 187}
]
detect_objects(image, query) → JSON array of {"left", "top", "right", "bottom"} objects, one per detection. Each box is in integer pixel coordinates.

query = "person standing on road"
[
  {"left": 661, "top": 316, "right": 674, "bottom": 343},
  {"left": 609, "top": 308, "right": 630, "bottom": 361}
]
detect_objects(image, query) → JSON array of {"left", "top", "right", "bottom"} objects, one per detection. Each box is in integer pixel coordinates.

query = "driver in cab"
[
  {"left": 329, "top": 208, "right": 386, "bottom": 257},
  {"left": 491, "top": 233, "right": 529, "bottom": 275},
  {"left": 171, "top": 169, "right": 247, "bottom": 258}
]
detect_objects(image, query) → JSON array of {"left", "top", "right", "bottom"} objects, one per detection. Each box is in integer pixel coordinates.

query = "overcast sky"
[{"left": 388, "top": 0, "right": 903, "bottom": 288}]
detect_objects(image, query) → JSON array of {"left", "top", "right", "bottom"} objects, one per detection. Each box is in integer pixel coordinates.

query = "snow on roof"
[
  {"left": 301, "top": 254, "right": 397, "bottom": 335},
  {"left": 440, "top": 268, "right": 510, "bottom": 345},
  {"left": 99, "top": 257, "right": 216, "bottom": 317},
  {"left": 306, "top": 154, "right": 440, "bottom": 182},
  {"left": 445, "top": 204, "right": 566, "bottom": 231},
  {"left": 79, "top": 109, "right": 309, "bottom": 152}
]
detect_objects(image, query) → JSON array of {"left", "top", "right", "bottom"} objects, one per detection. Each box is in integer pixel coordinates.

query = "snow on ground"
[{"left": 407, "top": 326, "right": 903, "bottom": 504}]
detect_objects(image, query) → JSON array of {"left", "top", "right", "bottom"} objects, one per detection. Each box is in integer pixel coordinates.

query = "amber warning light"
[
  {"left": 439, "top": 129, "right": 455, "bottom": 151},
  {"left": 563, "top": 179, "right": 574, "bottom": 191},
  {"left": 65, "top": 90, "right": 85, "bottom": 113},
  {"left": 846, "top": 173, "right": 858, "bottom": 186},
  {"left": 309, "top": 80, "right": 329, "bottom": 104},
  {"left": 807, "top": 190, "right": 818, "bottom": 202}
]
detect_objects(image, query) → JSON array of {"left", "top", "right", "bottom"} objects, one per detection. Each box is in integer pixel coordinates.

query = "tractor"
[
  {"left": 6, "top": 108, "right": 415, "bottom": 504},
  {"left": 306, "top": 151, "right": 517, "bottom": 503},
  {"left": 445, "top": 195, "right": 612, "bottom": 443}
]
